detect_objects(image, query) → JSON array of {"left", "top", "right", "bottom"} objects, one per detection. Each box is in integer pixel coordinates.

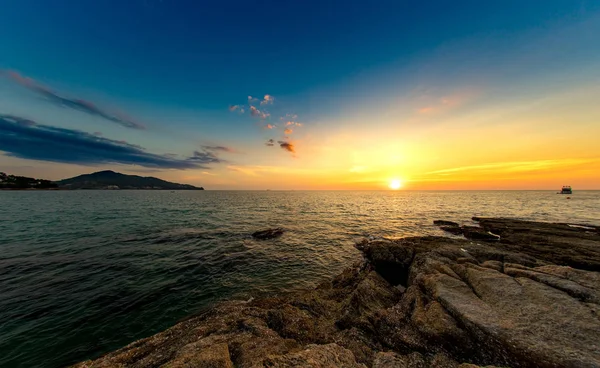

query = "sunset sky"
[{"left": 1, "top": 0, "right": 599, "bottom": 189}]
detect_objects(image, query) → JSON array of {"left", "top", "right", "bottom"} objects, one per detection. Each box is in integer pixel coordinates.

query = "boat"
[{"left": 558, "top": 186, "right": 572, "bottom": 194}]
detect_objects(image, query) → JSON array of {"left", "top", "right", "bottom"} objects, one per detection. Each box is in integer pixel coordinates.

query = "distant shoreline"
[{"left": 0, "top": 188, "right": 204, "bottom": 191}]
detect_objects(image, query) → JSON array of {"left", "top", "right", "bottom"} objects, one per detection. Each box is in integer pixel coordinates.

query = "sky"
[{"left": 1, "top": 0, "right": 600, "bottom": 190}]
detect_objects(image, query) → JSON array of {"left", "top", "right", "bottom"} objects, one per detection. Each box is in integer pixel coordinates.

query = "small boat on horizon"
[{"left": 558, "top": 185, "right": 572, "bottom": 194}]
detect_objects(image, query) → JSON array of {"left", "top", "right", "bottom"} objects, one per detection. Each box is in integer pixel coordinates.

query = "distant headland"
[{"left": 0, "top": 170, "right": 204, "bottom": 190}]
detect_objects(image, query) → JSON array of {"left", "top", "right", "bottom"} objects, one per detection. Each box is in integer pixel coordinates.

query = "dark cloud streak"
[
  {"left": 201, "top": 145, "right": 235, "bottom": 153},
  {"left": 0, "top": 114, "right": 214, "bottom": 169}
]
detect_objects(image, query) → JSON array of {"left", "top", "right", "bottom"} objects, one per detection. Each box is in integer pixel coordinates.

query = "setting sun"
[{"left": 389, "top": 179, "right": 403, "bottom": 190}]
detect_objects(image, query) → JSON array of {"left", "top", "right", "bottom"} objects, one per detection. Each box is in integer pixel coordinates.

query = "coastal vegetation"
[
  {"left": 56, "top": 170, "right": 204, "bottom": 190},
  {"left": 0, "top": 172, "right": 58, "bottom": 189}
]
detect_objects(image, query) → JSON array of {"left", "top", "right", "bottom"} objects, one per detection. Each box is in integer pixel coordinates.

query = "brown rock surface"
[{"left": 74, "top": 218, "right": 600, "bottom": 368}]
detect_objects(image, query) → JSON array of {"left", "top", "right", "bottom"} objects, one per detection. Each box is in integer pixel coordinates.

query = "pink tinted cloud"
[
  {"left": 250, "top": 106, "right": 270, "bottom": 119},
  {"left": 264, "top": 124, "right": 276, "bottom": 129},
  {"left": 260, "top": 94, "right": 275, "bottom": 106}
]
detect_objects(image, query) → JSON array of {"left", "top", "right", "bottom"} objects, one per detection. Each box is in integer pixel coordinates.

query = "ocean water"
[{"left": 1, "top": 190, "right": 598, "bottom": 368}]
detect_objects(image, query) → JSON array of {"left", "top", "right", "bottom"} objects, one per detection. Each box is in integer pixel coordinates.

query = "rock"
[
  {"left": 439, "top": 226, "right": 464, "bottom": 235},
  {"left": 474, "top": 217, "right": 600, "bottom": 271},
  {"left": 372, "top": 351, "right": 426, "bottom": 367},
  {"left": 360, "top": 231, "right": 600, "bottom": 367},
  {"left": 252, "top": 227, "right": 284, "bottom": 240},
  {"left": 461, "top": 226, "right": 500, "bottom": 241},
  {"left": 74, "top": 218, "right": 600, "bottom": 368},
  {"left": 263, "top": 343, "right": 366, "bottom": 367},
  {"left": 168, "top": 342, "right": 233, "bottom": 367},
  {"left": 434, "top": 220, "right": 460, "bottom": 227}
]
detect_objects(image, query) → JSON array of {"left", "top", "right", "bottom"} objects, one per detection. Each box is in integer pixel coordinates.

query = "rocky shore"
[{"left": 74, "top": 218, "right": 600, "bottom": 368}]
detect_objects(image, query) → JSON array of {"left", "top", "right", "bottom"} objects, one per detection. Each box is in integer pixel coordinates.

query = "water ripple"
[{"left": 0, "top": 190, "right": 598, "bottom": 368}]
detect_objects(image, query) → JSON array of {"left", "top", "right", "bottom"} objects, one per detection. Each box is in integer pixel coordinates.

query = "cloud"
[
  {"left": 250, "top": 105, "right": 270, "bottom": 120},
  {"left": 284, "top": 128, "right": 293, "bottom": 135},
  {"left": 229, "top": 105, "right": 241, "bottom": 112},
  {"left": 426, "top": 159, "right": 597, "bottom": 176},
  {"left": 278, "top": 140, "right": 295, "bottom": 153},
  {"left": 201, "top": 145, "right": 235, "bottom": 153},
  {"left": 264, "top": 124, "right": 276, "bottom": 129},
  {"left": 285, "top": 121, "right": 303, "bottom": 127},
  {"left": 265, "top": 139, "right": 275, "bottom": 146},
  {"left": 248, "top": 96, "right": 259, "bottom": 104},
  {"left": 280, "top": 114, "right": 298, "bottom": 121},
  {"left": 260, "top": 94, "right": 275, "bottom": 106},
  {"left": 1, "top": 70, "right": 145, "bottom": 129},
  {"left": 0, "top": 114, "right": 215, "bottom": 169},
  {"left": 189, "top": 150, "right": 222, "bottom": 164}
]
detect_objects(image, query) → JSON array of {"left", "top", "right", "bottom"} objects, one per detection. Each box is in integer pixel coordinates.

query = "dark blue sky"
[{"left": 1, "top": 0, "right": 600, "bottom": 188}]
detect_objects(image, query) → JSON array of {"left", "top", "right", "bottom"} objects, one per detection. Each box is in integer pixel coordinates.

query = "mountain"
[{"left": 56, "top": 170, "right": 204, "bottom": 190}]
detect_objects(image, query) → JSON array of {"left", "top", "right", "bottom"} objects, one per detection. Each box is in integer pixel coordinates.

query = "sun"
[{"left": 389, "top": 179, "right": 403, "bottom": 190}]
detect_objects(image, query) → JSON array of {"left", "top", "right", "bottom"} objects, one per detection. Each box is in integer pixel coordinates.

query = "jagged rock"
[
  {"left": 74, "top": 218, "right": 600, "bottom": 368},
  {"left": 252, "top": 227, "right": 284, "bottom": 240}
]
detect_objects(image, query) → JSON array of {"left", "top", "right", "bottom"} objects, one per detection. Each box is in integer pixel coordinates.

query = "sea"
[{"left": 1, "top": 190, "right": 599, "bottom": 368}]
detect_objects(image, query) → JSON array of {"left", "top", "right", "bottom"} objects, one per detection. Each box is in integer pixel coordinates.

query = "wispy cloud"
[
  {"left": 284, "top": 128, "right": 293, "bottom": 135},
  {"left": 264, "top": 124, "right": 276, "bottom": 129},
  {"left": 201, "top": 145, "right": 236, "bottom": 153},
  {"left": 265, "top": 139, "right": 275, "bottom": 146},
  {"left": 426, "top": 158, "right": 597, "bottom": 175},
  {"left": 0, "top": 114, "right": 217, "bottom": 169},
  {"left": 189, "top": 150, "right": 222, "bottom": 164},
  {"left": 1, "top": 70, "right": 145, "bottom": 129},
  {"left": 417, "top": 90, "right": 478, "bottom": 115},
  {"left": 280, "top": 113, "right": 298, "bottom": 121},
  {"left": 285, "top": 121, "right": 303, "bottom": 127}
]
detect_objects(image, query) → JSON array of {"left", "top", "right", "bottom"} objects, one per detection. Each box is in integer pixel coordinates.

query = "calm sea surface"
[{"left": 1, "top": 190, "right": 599, "bottom": 367}]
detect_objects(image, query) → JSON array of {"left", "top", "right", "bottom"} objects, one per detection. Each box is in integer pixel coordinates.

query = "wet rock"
[
  {"left": 461, "top": 226, "right": 500, "bottom": 241},
  {"left": 439, "top": 226, "right": 464, "bottom": 235},
  {"left": 252, "top": 227, "right": 284, "bottom": 240},
  {"left": 434, "top": 220, "right": 460, "bottom": 227},
  {"left": 474, "top": 217, "right": 600, "bottom": 271}
]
